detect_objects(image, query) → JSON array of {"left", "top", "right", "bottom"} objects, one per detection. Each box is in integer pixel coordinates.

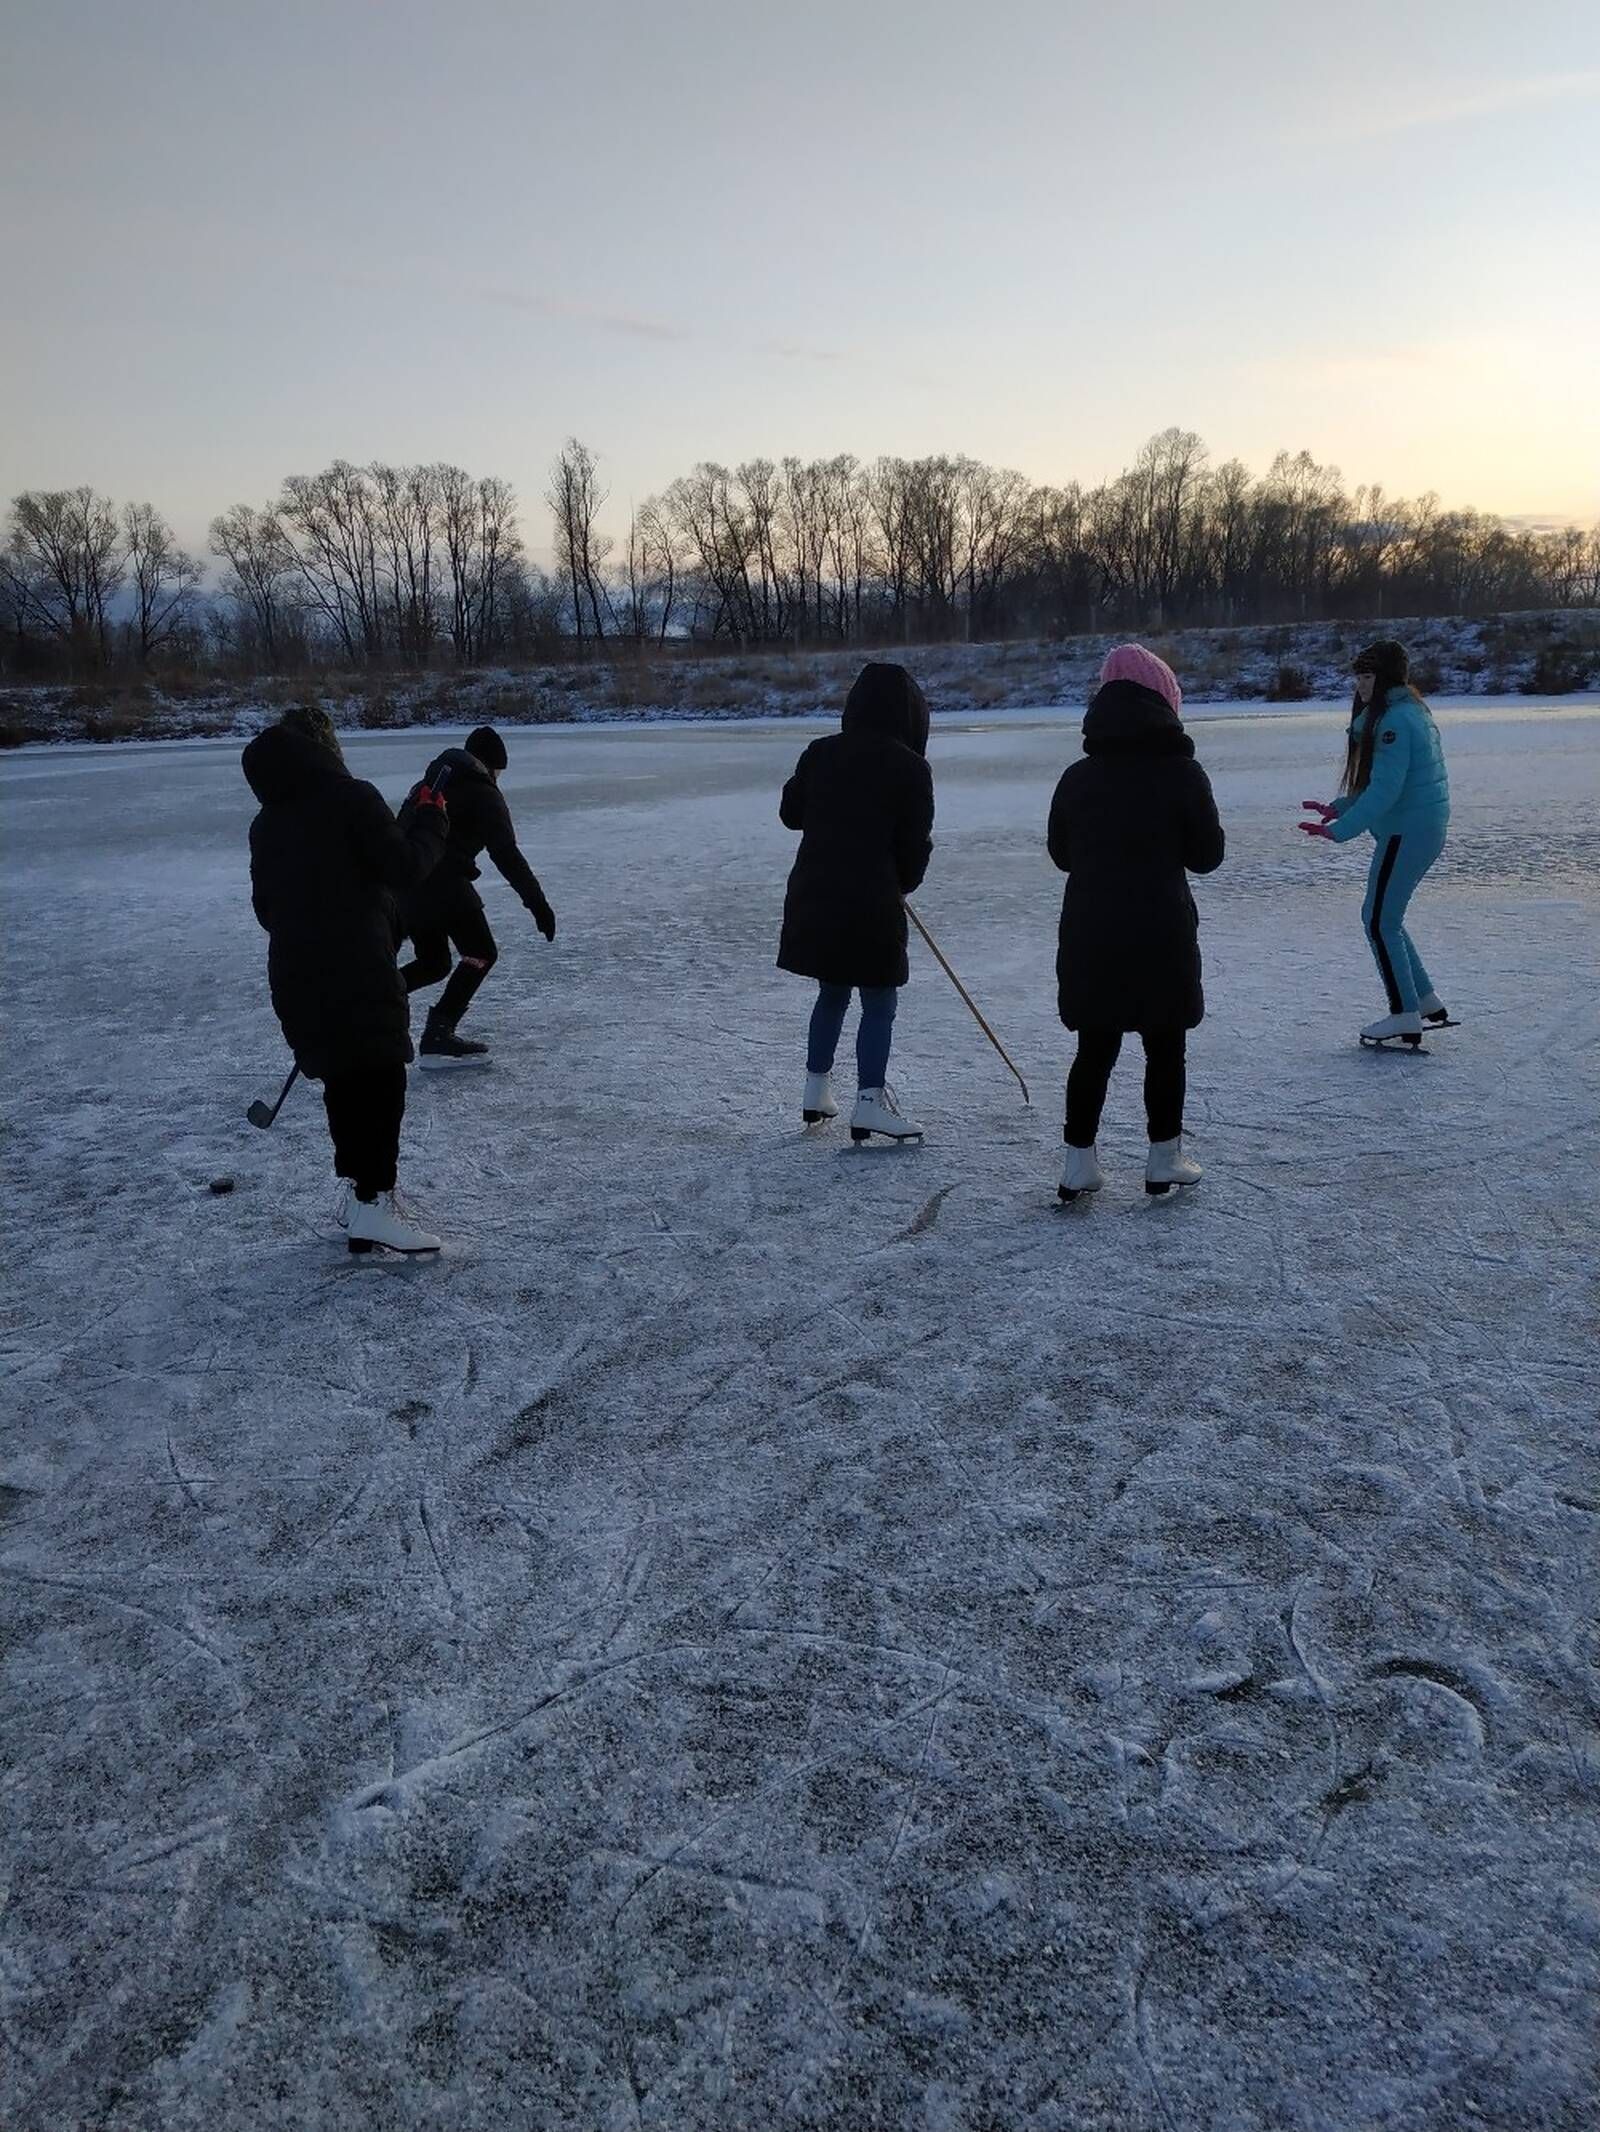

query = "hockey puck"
[{"left": 208, "top": 1176, "right": 236, "bottom": 1195}]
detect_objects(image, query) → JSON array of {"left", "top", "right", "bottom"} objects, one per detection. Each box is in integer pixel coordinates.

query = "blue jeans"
[
  {"left": 1362, "top": 823, "right": 1445, "bottom": 1013},
  {"left": 807, "top": 983, "right": 897, "bottom": 1089}
]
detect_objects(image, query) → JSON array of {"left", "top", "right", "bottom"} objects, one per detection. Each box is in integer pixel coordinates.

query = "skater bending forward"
[
  {"left": 1300, "top": 640, "right": 1450, "bottom": 1049},
  {"left": 244, "top": 707, "right": 449, "bottom": 1255},
  {"left": 777, "top": 661, "right": 935, "bottom": 1143},
  {"left": 1048, "top": 644, "right": 1224, "bottom": 1201},
  {"left": 399, "top": 724, "right": 556, "bottom": 1067}
]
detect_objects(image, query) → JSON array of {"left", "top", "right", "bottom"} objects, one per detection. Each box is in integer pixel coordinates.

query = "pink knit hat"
[{"left": 1100, "top": 642, "right": 1182, "bottom": 716}]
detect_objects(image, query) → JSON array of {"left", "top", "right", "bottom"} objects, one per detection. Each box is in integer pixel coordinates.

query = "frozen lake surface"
[{"left": 3, "top": 703, "right": 1598, "bottom": 2130}]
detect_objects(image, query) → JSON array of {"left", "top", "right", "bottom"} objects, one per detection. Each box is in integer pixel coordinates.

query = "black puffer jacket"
[
  {"left": 777, "top": 663, "right": 935, "bottom": 990},
  {"left": 404, "top": 747, "right": 549, "bottom": 918},
  {"left": 1047, "top": 680, "right": 1225, "bottom": 1031},
  {"left": 244, "top": 725, "right": 447, "bottom": 1077}
]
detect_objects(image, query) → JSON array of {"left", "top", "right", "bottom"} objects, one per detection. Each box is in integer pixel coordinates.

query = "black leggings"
[
  {"left": 1065, "top": 1028, "right": 1186, "bottom": 1147},
  {"left": 401, "top": 887, "right": 498, "bottom": 1028},
  {"left": 323, "top": 1065, "right": 407, "bottom": 1198}
]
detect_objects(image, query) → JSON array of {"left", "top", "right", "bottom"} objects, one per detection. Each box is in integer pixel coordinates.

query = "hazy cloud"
[
  {"left": 476, "top": 285, "right": 690, "bottom": 342},
  {"left": 1301, "top": 69, "right": 1600, "bottom": 142}
]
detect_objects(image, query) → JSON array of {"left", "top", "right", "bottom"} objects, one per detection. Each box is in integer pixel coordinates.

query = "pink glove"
[
  {"left": 1301, "top": 799, "right": 1336, "bottom": 821},
  {"left": 1298, "top": 819, "right": 1333, "bottom": 840}
]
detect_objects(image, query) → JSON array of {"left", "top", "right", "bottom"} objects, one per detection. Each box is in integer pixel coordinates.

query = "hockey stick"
[
  {"left": 904, "top": 902, "right": 1030, "bottom": 1105},
  {"left": 247, "top": 1064, "right": 300, "bottom": 1130}
]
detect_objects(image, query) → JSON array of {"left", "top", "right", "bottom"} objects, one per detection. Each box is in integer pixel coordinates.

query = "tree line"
[{"left": 4, "top": 429, "right": 1597, "bottom": 681}]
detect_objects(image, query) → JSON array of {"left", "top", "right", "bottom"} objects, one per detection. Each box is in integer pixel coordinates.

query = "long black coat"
[
  {"left": 244, "top": 725, "right": 447, "bottom": 1078},
  {"left": 777, "top": 664, "right": 935, "bottom": 990},
  {"left": 1047, "top": 680, "right": 1225, "bottom": 1031}
]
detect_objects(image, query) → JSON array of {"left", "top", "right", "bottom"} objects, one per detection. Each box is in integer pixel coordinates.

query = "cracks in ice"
[
  {"left": 1259, "top": 1582, "right": 1346, "bottom": 1906},
  {"left": 165, "top": 1427, "right": 209, "bottom": 1514},
  {"left": 347, "top": 1643, "right": 710, "bottom": 1812},
  {"left": 850, "top": 1657, "right": 955, "bottom": 1966},
  {"left": 1, "top": 1566, "right": 232, "bottom": 1672},
  {"left": 606, "top": 1677, "right": 955, "bottom": 1933}
]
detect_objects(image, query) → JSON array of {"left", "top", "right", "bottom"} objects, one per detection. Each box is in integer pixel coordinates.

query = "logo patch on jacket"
[{"left": 1381, "top": 730, "right": 1397, "bottom": 744}]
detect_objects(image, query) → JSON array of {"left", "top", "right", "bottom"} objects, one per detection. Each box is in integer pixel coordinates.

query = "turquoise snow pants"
[{"left": 1361, "top": 821, "right": 1446, "bottom": 1014}]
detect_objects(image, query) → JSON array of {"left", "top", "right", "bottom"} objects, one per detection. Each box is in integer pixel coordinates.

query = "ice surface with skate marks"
[{"left": 2, "top": 700, "right": 1599, "bottom": 2131}]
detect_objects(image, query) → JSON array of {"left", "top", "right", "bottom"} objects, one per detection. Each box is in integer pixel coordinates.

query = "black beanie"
[
  {"left": 466, "top": 725, "right": 508, "bottom": 771},
  {"left": 1351, "top": 640, "right": 1409, "bottom": 686}
]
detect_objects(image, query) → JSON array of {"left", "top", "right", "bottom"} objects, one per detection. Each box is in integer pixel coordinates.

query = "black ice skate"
[{"left": 418, "top": 1016, "right": 491, "bottom": 1070}]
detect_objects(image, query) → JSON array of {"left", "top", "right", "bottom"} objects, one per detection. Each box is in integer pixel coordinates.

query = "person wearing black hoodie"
[
  {"left": 777, "top": 662, "right": 935, "bottom": 1141},
  {"left": 243, "top": 706, "right": 449, "bottom": 1254},
  {"left": 398, "top": 725, "right": 556, "bottom": 1066},
  {"left": 1047, "top": 644, "right": 1225, "bottom": 1202}
]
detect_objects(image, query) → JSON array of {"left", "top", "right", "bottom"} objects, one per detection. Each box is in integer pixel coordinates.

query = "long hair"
[{"left": 1340, "top": 680, "right": 1394, "bottom": 797}]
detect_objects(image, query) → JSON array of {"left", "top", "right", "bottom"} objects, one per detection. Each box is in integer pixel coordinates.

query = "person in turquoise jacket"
[{"left": 1300, "top": 639, "right": 1451, "bottom": 1046}]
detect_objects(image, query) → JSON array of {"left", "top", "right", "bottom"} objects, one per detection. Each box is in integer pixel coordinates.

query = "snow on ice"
[{"left": 2, "top": 701, "right": 1598, "bottom": 2130}]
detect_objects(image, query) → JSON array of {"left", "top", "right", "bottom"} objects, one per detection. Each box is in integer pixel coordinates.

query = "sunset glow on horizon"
[{"left": 2, "top": 0, "right": 1596, "bottom": 552}]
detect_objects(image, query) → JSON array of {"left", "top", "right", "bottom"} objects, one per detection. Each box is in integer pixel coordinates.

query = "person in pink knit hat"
[
  {"left": 1046, "top": 644, "right": 1225, "bottom": 1201},
  {"left": 1098, "top": 641, "right": 1184, "bottom": 713}
]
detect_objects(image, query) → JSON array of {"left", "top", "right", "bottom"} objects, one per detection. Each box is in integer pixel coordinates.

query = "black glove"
[{"left": 531, "top": 893, "right": 556, "bottom": 942}]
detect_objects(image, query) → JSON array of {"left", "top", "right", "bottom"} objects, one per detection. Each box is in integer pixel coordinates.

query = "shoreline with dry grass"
[{"left": 3, "top": 610, "right": 1596, "bottom": 748}]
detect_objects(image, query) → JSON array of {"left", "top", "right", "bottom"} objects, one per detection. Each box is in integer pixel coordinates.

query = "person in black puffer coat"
[
  {"left": 398, "top": 725, "right": 556, "bottom": 1066},
  {"left": 244, "top": 707, "right": 449, "bottom": 1250},
  {"left": 1047, "top": 644, "right": 1224, "bottom": 1201},
  {"left": 777, "top": 662, "right": 934, "bottom": 1141}
]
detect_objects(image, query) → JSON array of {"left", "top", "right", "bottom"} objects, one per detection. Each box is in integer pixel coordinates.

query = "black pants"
[
  {"left": 401, "top": 886, "right": 498, "bottom": 1029},
  {"left": 1065, "top": 1028, "right": 1186, "bottom": 1148},
  {"left": 323, "top": 1065, "right": 407, "bottom": 1198}
]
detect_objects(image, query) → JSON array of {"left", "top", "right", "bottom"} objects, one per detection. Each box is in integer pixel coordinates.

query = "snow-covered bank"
[
  {"left": 4, "top": 608, "right": 1597, "bottom": 748},
  {"left": 3, "top": 710, "right": 1598, "bottom": 2129},
  {"left": 7, "top": 690, "right": 1600, "bottom": 768}
]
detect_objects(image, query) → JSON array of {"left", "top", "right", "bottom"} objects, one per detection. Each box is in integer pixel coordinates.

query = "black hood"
[
  {"left": 1082, "top": 679, "right": 1195, "bottom": 759},
  {"left": 841, "top": 662, "right": 929, "bottom": 758},
  {"left": 423, "top": 745, "right": 494, "bottom": 788},
  {"left": 242, "top": 722, "right": 351, "bottom": 806}
]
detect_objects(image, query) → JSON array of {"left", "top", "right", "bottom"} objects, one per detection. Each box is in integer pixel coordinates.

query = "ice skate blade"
[
  {"left": 1058, "top": 1186, "right": 1092, "bottom": 1204},
  {"left": 346, "top": 1236, "right": 442, "bottom": 1257},
  {"left": 1423, "top": 1015, "right": 1461, "bottom": 1029},
  {"left": 802, "top": 1109, "right": 834, "bottom": 1125},
  {"left": 1144, "top": 1179, "right": 1198, "bottom": 1197},
  {"left": 1359, "top": 1035, "right": 1428, "bottom": 1054},
  {"left": 418, "top": 1054, "right": 492, "bottom": 1072},
  {"left": 850, "top": 1127, "right": 924, "bottom": 1144}
]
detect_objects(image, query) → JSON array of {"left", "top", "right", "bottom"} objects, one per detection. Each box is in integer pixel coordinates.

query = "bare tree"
[
  {"left": 3, "top": 487, "right": 125, "bottom": 666},
  {"left": 275, "top": 461, "right": 384, "bottom": 663},
  {"left": 371, "top": 463, "right": 440, "bottom": 665},
  {"left": 546, "top": 439, "right": 613, "bottom": 643},
  {"left": 636, "top": 498, "right": 678, "bottom": 642},
  {"left": 123, "top": 502, "right": 202, "bottom": 665},
  {"left": 210, "top": 504, "right": 297, "bottom": 668}
]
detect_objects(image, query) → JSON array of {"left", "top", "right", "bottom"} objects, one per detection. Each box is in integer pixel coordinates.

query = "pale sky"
[{"left": 3, "top": 0, "right": 1597, "bottom": 558}]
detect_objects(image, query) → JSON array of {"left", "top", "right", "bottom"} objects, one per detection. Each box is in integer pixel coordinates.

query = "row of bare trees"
[
  {"left": 563, "top": 430, "right": 1600, "bottom": 648},
  {"left": 205, "top": 462, "right": 542, "bottom": 672},
  {"left": 0, "top": 490, "right": 205, "bottom": 672},
  {"left": 6, "top": 433, "right": 1598, "bottom": 680},
  {"left": 1, "top": 463, "right": 563, "bottom": 680}
]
